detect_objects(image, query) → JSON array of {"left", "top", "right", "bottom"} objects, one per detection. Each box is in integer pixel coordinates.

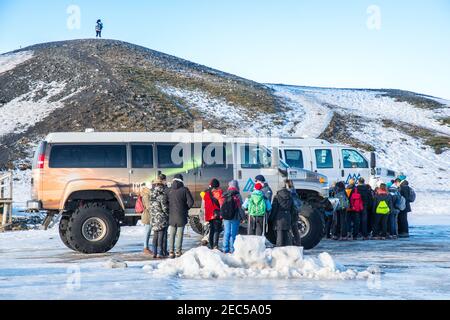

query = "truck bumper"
[{"left": 26, "top": 200, "right": 42, "bottom": 211}]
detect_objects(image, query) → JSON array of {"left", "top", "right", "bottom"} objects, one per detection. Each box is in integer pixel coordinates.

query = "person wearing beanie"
[
  {"left": 201, "top": 178, "right": 224, "bottom": 250},
  {"left": 222, "top": 180, "right": 245, "bottom": 253},
  {"left": 243, "top": 182, "right": 272, "bottom": 236},
  {"left": 255, "top": 175, "right": 273, "bottom": 202},
  {"left": 165, "top": 173, "right": 194, "bottom": 258}
]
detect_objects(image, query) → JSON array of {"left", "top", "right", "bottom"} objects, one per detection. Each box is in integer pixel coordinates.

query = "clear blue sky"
[{"left": 1, "top": 0, "right": 449, "bottom": 99}]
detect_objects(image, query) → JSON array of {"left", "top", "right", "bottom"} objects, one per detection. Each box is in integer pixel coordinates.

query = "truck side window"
[
  {"left": 284, "top": 150, "right": 304, "bottom": 168},
  {"left": 157, "top": 144, "right": 184, "bottom": 168},
  {"left": 342, "top": 149, "right": 368, "bottom": 168},
  {"left": 131, "top": 145, "right": 154, "bottom": 168},
  {"left": 315, "top": 149, "right": 333, "bottom": 169},
  {"left": 202, "top": 143, "right": 226, "bottom": 168},
  {"left": 49, "top": 145, "right": 127, "bottom": 168},
  {"left": 241, "top": 145, "right": 271, "bottom": 169}
]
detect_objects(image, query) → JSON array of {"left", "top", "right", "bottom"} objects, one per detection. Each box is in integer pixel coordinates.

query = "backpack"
[
  {"left": 135, "top": 196, "right": 144, "bottom": 214},
  {"left": 248, "top": 193, "right": 266, "bottom": 217},
  {"left": 376, "top": 200, "right": 390, "bottom": 215},
  {"left": 221, "top": 193, "right": 238, "bottom": 220},
  {"left": 409, "top": 188, "right": 416, "bottom": 203},
  {"left": 208, "top": 189, "right": 222, "bottom": 220},
  {"left": 350, "top": 188, "right": 364, "bottom": 212},
  {"left": 336, "top": 191, "right": 349, "bottom": 210},
  {"left": 395, "top": 195, "right": 406, "bottom": 211}
]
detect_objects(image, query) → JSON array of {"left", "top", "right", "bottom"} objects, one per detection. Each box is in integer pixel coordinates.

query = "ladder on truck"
[{"left": 0, "top": 171, "right": 13, "bottom": 230}]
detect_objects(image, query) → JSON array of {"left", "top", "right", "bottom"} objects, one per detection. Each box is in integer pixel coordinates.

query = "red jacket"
[{"left": 203, "top": 188, "right": 224, "bottom": 222}]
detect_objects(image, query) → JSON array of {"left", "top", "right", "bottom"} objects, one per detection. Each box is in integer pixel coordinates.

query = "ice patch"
[
  {"left": 0, "top": 51, "right": 34, "bottom": 74},
  {"left": 160, "top": 86, "right": 307, "bottom": 136},
  {"left": 144, "top": 235, "right": 370, "bottom": 280},
  {"left": 105, "top": 259, "right": 128, "bottom": 269},
  {"left": 0, "top": 81, "right": 83, "bottom": 138}
]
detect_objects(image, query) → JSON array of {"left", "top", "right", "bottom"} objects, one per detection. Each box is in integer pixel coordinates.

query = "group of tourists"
[
  {"left": 139, "top": 174, "right": 301, "bottom": 259},
  {"left": 325, "top": 175, "right": 415, "bottom": 241}
]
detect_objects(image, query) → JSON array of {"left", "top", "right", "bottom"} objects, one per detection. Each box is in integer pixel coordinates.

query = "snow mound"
[
  {"left": 0, "top": 51, "right": 34, "bottom": 74},
  {"left": 144, "top": 235, "right": 369, "bottom": 280}
]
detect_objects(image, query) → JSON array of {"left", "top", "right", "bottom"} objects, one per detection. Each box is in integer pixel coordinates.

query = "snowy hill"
[{"left": 1, "top": 40, "right": 449, "bottom": 213}]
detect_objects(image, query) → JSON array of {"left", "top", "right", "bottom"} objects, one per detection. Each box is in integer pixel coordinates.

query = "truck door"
[
  {"left": 340, "top": 148, "right": 370, "bottom": 184},
  {"left": 236, "top": 143, "right": 281, "bottom": 199},
  {"left": 194, "top": 142, "right": 233, "bottom": 206},
  {"left": 154, "top": 142, "right": 197, "bottom": 204},
  {"left": 129, "top": 143, "right": 157, "bottom": 206},
  {"left": 310, "top": 147, "right": 340, "bottom": 184}
]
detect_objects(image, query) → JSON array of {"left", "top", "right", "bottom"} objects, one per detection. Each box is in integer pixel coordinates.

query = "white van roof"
[
  {"left": 44, "top": 131, "right": 283, "bottom": 145},
  {"left": 279, "top": 137, "right": 347, "bottom": 148}
]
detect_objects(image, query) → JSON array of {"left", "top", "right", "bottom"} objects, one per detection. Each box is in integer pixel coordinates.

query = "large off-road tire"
[
  {"left": 189, "top": 215, "right": 204, "bottom": 235},
  {"left": 59, "top": 216, "right": 75, "bottom": 250},
  {"left": 298, "top": 202, "right": 325, "bottom": 250},
  {"left": 66, "top": 202, "right": 120, "bottom": 254}
]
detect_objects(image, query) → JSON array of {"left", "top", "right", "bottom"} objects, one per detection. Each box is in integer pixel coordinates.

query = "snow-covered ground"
[
  {"left": 1, "top": 219, "right": 450, "bottom": 300},
  {"left": 0, "top": 51, "right": 34, "bottom": 74}
]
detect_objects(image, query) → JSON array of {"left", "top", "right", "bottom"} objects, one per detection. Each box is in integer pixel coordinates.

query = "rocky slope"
[{"left": 0, "top": 39, "right": 289, "bottom": 169}]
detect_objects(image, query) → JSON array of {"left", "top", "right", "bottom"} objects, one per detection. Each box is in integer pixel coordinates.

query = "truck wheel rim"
[
  {"left": 298, "top": 216, "right": 310, "bottom": 237},
  {"left": 82, "top": 218, "right": 107, "bottom": 242}
]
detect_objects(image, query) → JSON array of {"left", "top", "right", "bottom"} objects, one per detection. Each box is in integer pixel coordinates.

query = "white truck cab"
[{"left": 278, "top": 138, "right": 397, "bottom": 187}]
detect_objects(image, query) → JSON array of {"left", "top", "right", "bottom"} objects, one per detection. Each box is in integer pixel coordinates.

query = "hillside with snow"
[{"left": 1, "top": 40, "right": 449, "bottom": 214}]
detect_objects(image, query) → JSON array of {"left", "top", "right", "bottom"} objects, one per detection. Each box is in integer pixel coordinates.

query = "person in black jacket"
[
  {"left": 270, "top": 180, "right": 297, "bottom": 247},
  {"left": 356, "top": 177, "right": 374, "bottom": 240},
  {"left": 165, "top": 174, "right": 194, "bottom": 258},
  {"left": 396, "top": 178, "right": 413, "bottom": 238},
  {"left": 372, "top": 183, "right": 394, "bottom": 239}
]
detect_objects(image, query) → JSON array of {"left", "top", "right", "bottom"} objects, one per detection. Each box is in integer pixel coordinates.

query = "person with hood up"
[
  {"left": 221, "top": 180, "right": 244, "bottom": 253},
  {"left": 395, "top": 175, "right": 415, "bottom": 238},
  {"left": 141, "top": 183, "right": 153, "bottom": 255},
  {"left": 150, "top": 177, "right": 169, "bottom": 259},
  {"left": 202, "top": 178, "right": 224, "bottom": 250},
  {"left": 242, "top": 182, "right": 272, "bottom": 236},
  {"left": 165, "top": 174, "right": 194, "bottom": 258},
  {"left": 95, "top": 19, "right": 103, "bottom": 38},
  {"left": 372, "top": 183, "right": 394, "bottom": 240},
  {"left": 355, "top": 177, "right": 374, "bottom": 240},
  {"left": 270, "top": 180, "right": 298, "bottom": 247}
]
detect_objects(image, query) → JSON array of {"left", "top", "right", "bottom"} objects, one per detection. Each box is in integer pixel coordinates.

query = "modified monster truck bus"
[{"left": 27, "top": 131, "right": 330, "bottom": 254}]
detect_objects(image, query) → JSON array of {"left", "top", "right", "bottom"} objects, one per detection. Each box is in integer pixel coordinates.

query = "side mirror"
[{"left": 370, "top": 152, "right": 376, "bottom": 169}]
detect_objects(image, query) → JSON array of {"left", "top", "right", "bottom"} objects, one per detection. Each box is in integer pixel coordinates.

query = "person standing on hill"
[
  {"left": 395, "top": 176, "right": 415, "bottom": 238},
  {"left": 95, "top": 19, "right": 103, "bottom": 38}
]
